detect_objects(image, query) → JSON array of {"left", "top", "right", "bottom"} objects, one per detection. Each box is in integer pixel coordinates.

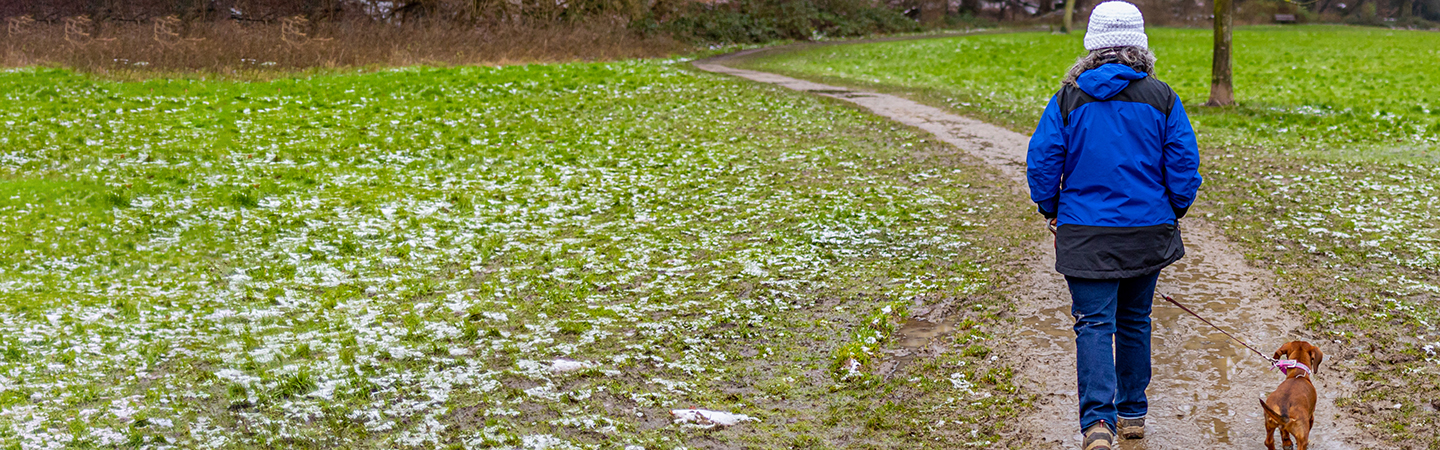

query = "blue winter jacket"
[{"left": 1026, "top": 63, "right": 1202, "bottom": 279}]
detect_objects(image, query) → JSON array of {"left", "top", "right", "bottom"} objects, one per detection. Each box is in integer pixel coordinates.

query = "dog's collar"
[{"left": 1273, "top": 359, "right": 1312, "bottom": 377}]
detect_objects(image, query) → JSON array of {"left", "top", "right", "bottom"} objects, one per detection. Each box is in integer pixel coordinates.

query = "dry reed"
[{"left": 2, "top": 17, "right": 684, "bottom": 76}]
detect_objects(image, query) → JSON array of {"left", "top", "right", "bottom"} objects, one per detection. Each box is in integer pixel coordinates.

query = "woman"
[{"left": 1025, "top": 2, "right": 1202, "bottom": 449}]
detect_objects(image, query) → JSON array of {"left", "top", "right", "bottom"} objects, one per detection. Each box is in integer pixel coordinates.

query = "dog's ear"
[
  {"left": 1308, "top": 343, "right": 1324, "bottom": 373},
  {"left": 1274, "top": 341, "right": 1295, "bottom": 360}
]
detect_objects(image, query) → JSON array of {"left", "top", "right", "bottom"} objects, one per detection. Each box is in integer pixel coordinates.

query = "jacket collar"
[{"left": 1076, "top": 63, "right": 1148, "bottom": 100}]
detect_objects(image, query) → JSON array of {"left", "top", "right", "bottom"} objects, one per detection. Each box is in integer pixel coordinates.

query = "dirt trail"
[{"left": 695, "top": 52, "right": 1383, "bottom": 449}]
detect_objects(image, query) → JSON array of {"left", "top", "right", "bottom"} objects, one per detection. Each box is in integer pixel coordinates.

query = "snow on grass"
[
  {"left": 0, "top": 62, "right": 1015, "bottom": 447},
  {"left": 669, "top": 409, "right": 755, "bottom": 428},
  {"left": 1206, "top": 156, "right": 1440, "bottom": 337}
]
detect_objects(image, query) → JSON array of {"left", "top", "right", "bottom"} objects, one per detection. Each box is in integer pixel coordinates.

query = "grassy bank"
[
  {"left": 0, "top": 61, "right": 1035, "bottom": 447},
  {"left": 739, "top": 24, "right": 1440, "bottom": 445}
]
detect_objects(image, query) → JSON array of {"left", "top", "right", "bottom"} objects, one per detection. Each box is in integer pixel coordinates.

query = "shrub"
[
  {"left": 1425, "top": 0, "right": 1440, "bottom": 20},
  {"left": 1235, "top": 0, "right": 1313, "bottom": 25},
  {"left": 655, "top": 0, "right": 919, "bottom": 44},
  {"left": 1346, "top": 2, "right": 1384, "bottom": 26}
]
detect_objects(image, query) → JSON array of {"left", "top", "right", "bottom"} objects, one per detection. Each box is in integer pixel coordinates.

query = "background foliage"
[{"left": 4, "top": 0, "right": 1438, "bottom": 72}]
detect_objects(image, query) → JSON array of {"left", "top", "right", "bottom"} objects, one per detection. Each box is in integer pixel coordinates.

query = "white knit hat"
[{"left": 1084, "top": 1, "right": 1148, "bottom": 51}]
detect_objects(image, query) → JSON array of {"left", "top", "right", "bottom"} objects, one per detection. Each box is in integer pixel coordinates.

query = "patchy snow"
[
  {"left": 0, "top": 60, "right": 1001, "bottom": 447},
  {"left": 549, "top": 359, "right": 593, "bottom": 374},
  {"left": 670, "top": 409, "right": 757, "bottom": 427}
]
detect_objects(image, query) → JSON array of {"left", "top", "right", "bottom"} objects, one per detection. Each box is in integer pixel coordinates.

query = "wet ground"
[
  {"left": 694, "top": 51, "right": 1385, "bottom": 449},
  {"left": 1009, "top": 223, "right": 1369, "bottom": 449}
]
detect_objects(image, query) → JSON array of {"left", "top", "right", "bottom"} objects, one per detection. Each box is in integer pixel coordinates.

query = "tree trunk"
[
  {"left": 1207, "top": 0, "right": 1235, "bottom": 106},
  {"left": 1062, "top": 0, "right": 1077, "bottom": 32},
  {"left": 922, "top": 0, "right": 946, "bottom": 24},
  {"left": 960, "top": 0, "right": 981, "bottom": 15}
]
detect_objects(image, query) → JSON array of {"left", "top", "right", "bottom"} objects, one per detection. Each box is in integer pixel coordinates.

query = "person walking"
[{"left": 1026, "top": 2, "right": 1203, "bottom": 449}]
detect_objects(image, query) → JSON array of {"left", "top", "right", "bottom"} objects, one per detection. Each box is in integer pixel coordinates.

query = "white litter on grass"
[
  {"left": 839, "top": 358, "right": 864, "bottom": 381},
  {"left": 549, "top": 359, "right": 593, "bottom": 373},
  {"left": 670, "top": 409, "right": 756, "bottom": 428}
]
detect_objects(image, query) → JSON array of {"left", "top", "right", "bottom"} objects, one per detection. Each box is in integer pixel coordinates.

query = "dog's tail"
[{"left": 1259, "top": 397, "right": 1290, "bottom": 422}]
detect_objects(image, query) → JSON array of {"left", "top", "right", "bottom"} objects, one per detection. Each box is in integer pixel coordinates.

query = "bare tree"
[
  {"left": 1062, "top": 0, "right": 1076, "bottom": 33},
  {"left": 1207, "top": 0, "right": 1235, "bottom": 106}
]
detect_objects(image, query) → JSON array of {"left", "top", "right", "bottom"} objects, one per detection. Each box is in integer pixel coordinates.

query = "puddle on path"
[
  {"left": 896, "top": 318, "right": 956, "bottom": 349},
  {"left": 880, "top": 318, "right": 957, "bottom": 379}
]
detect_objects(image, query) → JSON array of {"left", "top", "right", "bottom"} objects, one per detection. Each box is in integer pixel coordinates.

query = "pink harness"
[{"left": 1272, "top": 359, "right": 1312, "bottom": 378}]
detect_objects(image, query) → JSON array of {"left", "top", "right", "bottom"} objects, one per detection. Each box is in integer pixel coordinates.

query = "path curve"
[{"left": 694, "top": 50, "right": 1381, "bottom": 449}]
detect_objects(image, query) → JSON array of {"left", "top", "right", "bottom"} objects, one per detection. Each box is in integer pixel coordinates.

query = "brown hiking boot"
[
  {"left": 1082, "top": 422, "right": 1115, "bottom": 450},
  {"left": 1118, "top": 417, "right": 1145, "bottom": 439}
]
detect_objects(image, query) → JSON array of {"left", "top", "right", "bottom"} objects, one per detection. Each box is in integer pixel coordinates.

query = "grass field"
[
  {"left": 741, "top": 24, "right": 1440, "bottom": 445},
  {"left": 0, "top": 62, "right": 1037, "bottom": 447},
  {"left": 742, "top": 26, "right": 1440, "bottom": 157}
]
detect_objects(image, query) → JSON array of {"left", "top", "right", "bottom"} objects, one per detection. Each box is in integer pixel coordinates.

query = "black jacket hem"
[
  {"left": 1053, "top": 223, "right": 1185, "bottom": 280},
  {"left": 1056, "top": 247, "right": 1183, "bottom": 279}
]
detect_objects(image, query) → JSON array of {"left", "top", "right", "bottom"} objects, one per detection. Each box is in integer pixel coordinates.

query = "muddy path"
[{"left": 694, "top": 52, "right": 1385, "bottom": 449}]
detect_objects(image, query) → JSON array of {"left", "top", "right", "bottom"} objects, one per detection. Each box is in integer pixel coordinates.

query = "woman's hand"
[{"left": 1049, "top": 218, "right": 1058, "bottom": 248}]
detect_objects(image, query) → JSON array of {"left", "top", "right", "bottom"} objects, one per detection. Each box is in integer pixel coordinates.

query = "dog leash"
[{"left": 1159, "top": 293, "right": 1277, "bottom": 365}]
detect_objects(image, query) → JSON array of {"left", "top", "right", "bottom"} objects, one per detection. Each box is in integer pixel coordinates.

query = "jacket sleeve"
[
  {"left": 1163, "top": 98, "right": 1203, "bottom": 219},
  {"left": 1027, "top": 94, "right": 1066, "bottom": 219}
]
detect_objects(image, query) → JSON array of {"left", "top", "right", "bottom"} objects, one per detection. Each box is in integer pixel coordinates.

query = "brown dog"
[{"left": 1261, "top": 341, "right": 1324, "bottom": 450}]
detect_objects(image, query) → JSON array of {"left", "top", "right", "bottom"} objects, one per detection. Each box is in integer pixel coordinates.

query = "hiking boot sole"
[
  {"left": 1117, "top": 417, "right": 1144, "bottom": 440},
  {"left": 1119, "top": 426, "right": 1144, "bottom": 440}
]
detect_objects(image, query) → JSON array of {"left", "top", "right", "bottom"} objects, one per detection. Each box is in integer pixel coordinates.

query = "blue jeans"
[{"left": 1066, "top": 271, "right": 1160, "bottom": 433}]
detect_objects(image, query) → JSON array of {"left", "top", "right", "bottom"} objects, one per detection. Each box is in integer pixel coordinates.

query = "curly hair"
[{"left": 1062, "top": 46, "right": 1156, "bottom": 87}]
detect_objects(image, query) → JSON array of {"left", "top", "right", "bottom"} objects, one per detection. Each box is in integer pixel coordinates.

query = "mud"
[
  {"left": 1012, "top": 223, "right": 1376, "bottom": 449},
  {"left": 694, "top": 52, "right": 1386, "bottom": 449},
  {"left": 896, "top": 318, "right": 956, "bottom": 350}
]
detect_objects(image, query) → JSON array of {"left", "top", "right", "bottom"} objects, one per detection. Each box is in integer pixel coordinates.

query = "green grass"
[
  {"left": 743, "top": 25, "right": 1440, "bottom": 158},
  {"left": 741, "top": 24, "right": 1440, "bottom": 445},
  {"left": 0, "top": 62, "right": 1036, "bottom": 447}
]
